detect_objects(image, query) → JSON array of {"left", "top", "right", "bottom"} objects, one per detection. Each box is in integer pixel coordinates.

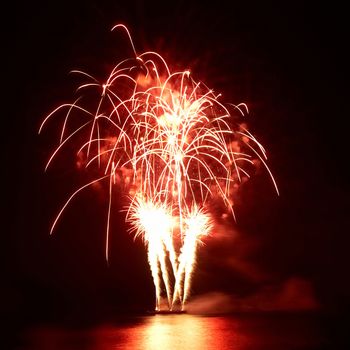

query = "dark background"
[{"left": 4, "top": 0, "right": 349, "bottom": 332}]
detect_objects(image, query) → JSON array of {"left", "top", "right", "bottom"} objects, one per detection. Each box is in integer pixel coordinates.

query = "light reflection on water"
[{"left": 20, "top": 314, "right": 323, "bottom": 350}]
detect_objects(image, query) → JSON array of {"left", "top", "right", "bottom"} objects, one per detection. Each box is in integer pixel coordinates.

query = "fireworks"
[{"left": 40, "top": 24, "right": 278, "bottom": 311}]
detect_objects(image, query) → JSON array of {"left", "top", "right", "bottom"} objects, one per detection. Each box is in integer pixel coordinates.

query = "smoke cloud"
[{"left": 186, "top": 277, "right": 319, "bottom": 314}]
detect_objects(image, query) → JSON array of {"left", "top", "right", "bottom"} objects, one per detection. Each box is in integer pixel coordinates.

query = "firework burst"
[{"left": 40, "top": 24, "right": 278, "bottom": 311}]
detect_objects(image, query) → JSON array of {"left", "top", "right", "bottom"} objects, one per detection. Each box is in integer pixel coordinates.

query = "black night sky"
[{"left": 4, "top": 0, "right": 349, "bottom": 341}]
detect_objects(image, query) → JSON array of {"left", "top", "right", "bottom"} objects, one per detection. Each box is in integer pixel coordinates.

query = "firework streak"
[{"left": 40, "top": 25, "right": 278, "bottom": 311}]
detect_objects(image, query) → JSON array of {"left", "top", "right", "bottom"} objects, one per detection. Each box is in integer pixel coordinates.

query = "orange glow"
[{"left": 40, "top": 25, "right": 278, "bottom": 310}]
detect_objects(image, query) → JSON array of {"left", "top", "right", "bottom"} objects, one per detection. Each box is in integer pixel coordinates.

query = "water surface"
[{"left": 18, "top": 313, "right": 326, "bottom": 350}]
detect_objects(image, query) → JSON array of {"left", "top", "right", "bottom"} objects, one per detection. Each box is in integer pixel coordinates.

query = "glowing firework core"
[{"left": 40, "top": 25, "right": 278, "bottom": 311}]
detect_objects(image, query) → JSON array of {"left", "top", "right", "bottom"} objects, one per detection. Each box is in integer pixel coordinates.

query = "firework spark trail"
[
  {"left": 127, "top": 197, "right": 175, "bottom": 309},
  {"left": 172, "top": 206, "right": 211, "bottom": 309},
  {"left": 40, "top": 25, "right": 278, "bottom": 311},
  {"left": 181, "top": 207, "right": 211, "bottom": 309}
]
